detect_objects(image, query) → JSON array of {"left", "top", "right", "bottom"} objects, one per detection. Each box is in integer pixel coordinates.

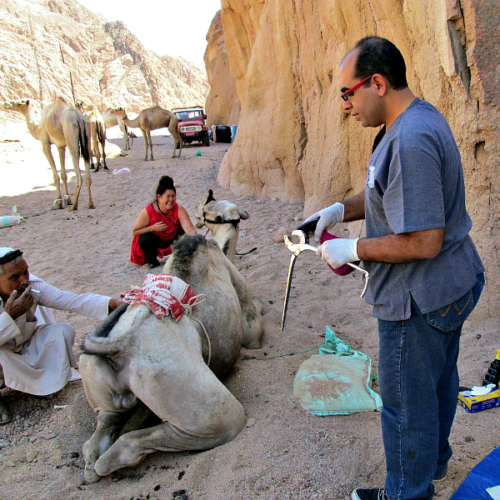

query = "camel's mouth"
[{"left": 203, "top": 214, "right": 240, "bottom": 228}]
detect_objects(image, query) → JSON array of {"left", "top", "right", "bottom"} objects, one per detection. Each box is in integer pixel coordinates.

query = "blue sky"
[{"left": 76, "top": 0, "right": 222, "bottom": 69}]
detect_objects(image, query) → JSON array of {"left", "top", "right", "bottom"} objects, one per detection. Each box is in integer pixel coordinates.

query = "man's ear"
[{"left": 371, "top": 74, "right": 388, "bottom": 97}]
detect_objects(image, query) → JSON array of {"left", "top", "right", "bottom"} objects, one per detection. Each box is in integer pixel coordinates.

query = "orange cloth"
[{"left": 130, "top": 202, "right": 181, "bottom": 265}]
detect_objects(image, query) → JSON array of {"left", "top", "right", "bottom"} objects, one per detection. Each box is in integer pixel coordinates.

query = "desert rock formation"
[
  {"left": 207, "top": 0, "right": 500, "bottom": 317},
  {"left": 204, "top": 10, "right": 241, "bottom": 127},
  {"left": 0, "top": 0, "right": 209, "bottom": 121}
]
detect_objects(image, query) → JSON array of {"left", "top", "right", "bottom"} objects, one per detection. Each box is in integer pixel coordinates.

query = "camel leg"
[
  {"left": 67, "top": 147, "right": 83, "bottom": 211},
  {"left": 91, "top": 128, "right": 100, "bottom": 172},
  {"left": 41, "top": 142, "right": 64, "bottom": 209},
  {"left": 83, "top": 157, "right": 95, "bottom": 209},
  {"left": 100, "top": 139, "right": 108, "bottom": 170},
  {"left": 119, "top": 120, "right": 130, "bottom": 151},
  {"left": 170, "top": 124, "right": 182, "bottom": 158},
  {"left": 56, "top": 146, "right": 72, "bottom": 207},
  {"left": 80, "top": 354, "right": 139, "bottom": 483},
  {"left": 94, "top": 144, "right": 100, "bottom": 172},
  {"left": 241, "top": 297, "right": 265, "bottom": 349},
  {"left": 226, "top": 262, "right": 264, "bottom": 349},
  {"left": 141, "top": 129, "right": 149, "bottom": 161},
  {"left": 146, "top": 129, "right": 154, "bottom": 161},
  {"left": 67, "top": 121, "right": 94, "bottom": 210},
  {"left": 94, "top": 391, "right": 246, "bottom": 477}
]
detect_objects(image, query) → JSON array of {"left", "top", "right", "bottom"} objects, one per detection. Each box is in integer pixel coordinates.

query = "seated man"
[{"left": 0, "top": 247, "right": 121, "bottom": 424}]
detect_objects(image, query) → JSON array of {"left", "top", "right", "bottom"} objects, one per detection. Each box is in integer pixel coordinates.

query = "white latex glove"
[
  {"left": 316, "top": 238, "right": 360, "bottom": 269},
  {"left": 304, "top": 203, "right": 345, "bottom": 243}
]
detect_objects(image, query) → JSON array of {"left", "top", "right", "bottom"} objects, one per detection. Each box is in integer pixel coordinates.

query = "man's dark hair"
[
  {"left": 353, "top": 36, "right": 408, "bottom": 90},
  {"left": 155, "top": 175, "right": 176, "bottom": 196}
]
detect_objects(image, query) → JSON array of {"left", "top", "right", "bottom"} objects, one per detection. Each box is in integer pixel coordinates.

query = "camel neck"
[
  {"left": 122, "top": 115, "right": 140, "bottom": 128},
  {"left": 24, "top": 106, "right": 42, "bottom": 141}
]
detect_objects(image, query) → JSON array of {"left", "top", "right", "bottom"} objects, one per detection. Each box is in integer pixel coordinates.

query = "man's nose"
[
  {"left": 342, "top": 98, "right": 352, "bottom": 111},
  {"left": 20, "top": 275, "right": 29, "bottom": 285}
]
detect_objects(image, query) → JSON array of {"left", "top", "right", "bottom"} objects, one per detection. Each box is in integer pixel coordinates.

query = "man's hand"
[
  {"left": 108, "top": 298, "right": 123, "bottom": 312},
  {"left": 304, "top": 203, "right": 345, "bottom": 243},
  {"left": 4, "top": 286, "right": 34, "bottom": 320},
  {"left": 316, "top": 238, "right": 360, "bottom": 269}
]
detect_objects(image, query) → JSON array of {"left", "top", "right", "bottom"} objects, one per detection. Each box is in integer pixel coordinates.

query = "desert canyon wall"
[
  {"left": 204, "top": 11, "right": 241, "bottom": 127},
  {"left": 206, "top": 0, "right": 500, "bottom": 317},
  {"left": 0, "top": 0, "right": 209, "bottom": 119}
]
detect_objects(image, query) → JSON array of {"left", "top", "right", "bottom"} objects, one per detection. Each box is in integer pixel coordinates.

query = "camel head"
[
  {"left": 1, "top": 99, "right": 31, "bottom": 114},
  {"left": 193, "top": 190, "right": 249, "bottom": 262},
  {"left": 113, "top": 107, "right": 127, "bottom": 120},
  {"left": 75, "top": 101, "right": 95, "bottom": 114},
  {"left": 194, "top": 189, "right": 249, "bottom": 230},
  {"left": 75, "top": 100, "right": 85, "bottom": 112}
]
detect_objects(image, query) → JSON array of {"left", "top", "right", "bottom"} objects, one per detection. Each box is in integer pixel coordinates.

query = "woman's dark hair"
[
  {"left": 353, "top": 36, "right": 408, "bottom": 91},
  {"left": 155, "top": 175, "right": 176, "bottom": 197}
]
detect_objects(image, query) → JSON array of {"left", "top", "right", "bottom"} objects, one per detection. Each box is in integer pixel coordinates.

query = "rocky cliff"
[
  {"left": 204, "top": 11, "right": 240, "bottom": 127},
  {"left": 0, "top": 0, "right": 209, "bottom": 121},
  {"left": 208, "top": 0, "right": 500, "bottom": 317}
]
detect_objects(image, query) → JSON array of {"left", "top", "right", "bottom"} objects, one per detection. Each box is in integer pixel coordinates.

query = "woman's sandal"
[{"left": 0, "top": 397, "right": 12, "bottom": 425}]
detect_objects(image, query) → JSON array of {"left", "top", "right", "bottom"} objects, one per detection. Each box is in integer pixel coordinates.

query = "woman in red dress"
[{"left": 130, "top": 176, "right": 197, "bottom": 268}]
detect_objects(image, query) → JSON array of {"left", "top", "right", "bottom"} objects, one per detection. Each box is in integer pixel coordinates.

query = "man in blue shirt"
[{"left": 309, "top": 37, "right": 484, "bottom": 500}]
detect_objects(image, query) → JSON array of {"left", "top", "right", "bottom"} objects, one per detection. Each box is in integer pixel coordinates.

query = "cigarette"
[{"left": 31, "top": 289, "right": 41, "bottom": 296}]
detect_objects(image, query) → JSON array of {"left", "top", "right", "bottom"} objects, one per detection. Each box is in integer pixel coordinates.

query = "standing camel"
[
  {"left": 113, "top": 106, "right": 183, "bottom": 160},
  {"left": 1, "top": 97, "right": 94, "bottom": 211},
  {"left": 102, "top": 108, "right": 132, "bottom": 151},
  {"left": 75, "top": 101, "right": 107, "bottom": 172}
]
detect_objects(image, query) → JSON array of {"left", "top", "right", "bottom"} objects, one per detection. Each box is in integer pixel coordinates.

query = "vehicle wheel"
[{"left": 203, "top": 135, "right": 210, "bottom": 147}]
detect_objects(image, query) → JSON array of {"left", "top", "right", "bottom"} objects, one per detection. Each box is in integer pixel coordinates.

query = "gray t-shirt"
[{"left": 364, "top": 98, "right": 483, "bottom": 321}]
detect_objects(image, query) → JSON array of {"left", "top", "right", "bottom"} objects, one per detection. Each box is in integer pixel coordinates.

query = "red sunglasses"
[{"left": 341, "top": 75, "right": 373, "bottom": 101}]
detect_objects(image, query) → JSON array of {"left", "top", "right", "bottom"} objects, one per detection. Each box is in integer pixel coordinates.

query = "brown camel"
[
  {"left": 113, "top": 106, "right": 183, "bottom": 160},
  {"left": 102, "top": 108, "right": 132, "bottom": 151},
  {"left": 1, "top": 97, "right": 94, "bottom": 211},
  {"left": 75, "top": 101, "right": 107, "bottom": 172}
]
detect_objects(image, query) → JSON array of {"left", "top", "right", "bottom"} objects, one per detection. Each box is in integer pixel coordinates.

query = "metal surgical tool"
[{"left": 280, "top": 218, "right": 370, "bottom": 331}]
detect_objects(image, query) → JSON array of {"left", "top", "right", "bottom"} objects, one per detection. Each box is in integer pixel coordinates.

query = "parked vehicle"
[{"left": 172, "top": 106, "right": 210, "bottom": 147}]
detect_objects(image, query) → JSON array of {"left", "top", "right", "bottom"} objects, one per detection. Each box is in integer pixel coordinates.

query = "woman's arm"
[
  {"left": 132, "top": 209, "right": 166, "bottom": 236},
  {"left": 178, "top": 206, "right": 197, "bottom": 235}
]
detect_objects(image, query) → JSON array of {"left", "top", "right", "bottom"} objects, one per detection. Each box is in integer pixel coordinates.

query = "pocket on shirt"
[{"left": 426, "top": 273, "right": 484, "bottom": 333}]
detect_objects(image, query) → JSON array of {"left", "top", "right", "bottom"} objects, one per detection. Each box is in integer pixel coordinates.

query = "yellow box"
[{"left": 458, "top": 386, "right": 500, "bottom": 413}]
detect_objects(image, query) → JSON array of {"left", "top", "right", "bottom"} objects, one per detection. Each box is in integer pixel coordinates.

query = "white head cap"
[
  {"left": 0, "top": 248, "right": 15, "bottom": 258},
  {"left": 0, "top": 248, "right": 23, "bottom": 270}
]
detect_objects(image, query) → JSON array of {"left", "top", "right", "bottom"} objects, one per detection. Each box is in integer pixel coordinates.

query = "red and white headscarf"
[{"left": 121, "top": 274, "right": 199, "bottom": 321}]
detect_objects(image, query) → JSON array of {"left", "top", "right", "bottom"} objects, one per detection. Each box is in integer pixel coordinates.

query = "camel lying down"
[{"left": 80, "top": 235, "right": 264, "bottom": 482}]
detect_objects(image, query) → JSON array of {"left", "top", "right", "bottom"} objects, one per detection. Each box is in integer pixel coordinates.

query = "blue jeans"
[{"left": 378, "top": 274, "right": 484, "bottom": 500}]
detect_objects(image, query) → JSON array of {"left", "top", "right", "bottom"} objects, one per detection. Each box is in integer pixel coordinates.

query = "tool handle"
[
  {"left": 295, "top": 216, "right": 370, "bottom": 297},
  {"left": 296, "top": 216, "right": 320, "bottom": 237}
]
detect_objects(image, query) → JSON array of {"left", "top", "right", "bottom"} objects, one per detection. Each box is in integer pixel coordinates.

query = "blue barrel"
[{"left": 231, "top": 125, "right": 238, "bottom": 141}]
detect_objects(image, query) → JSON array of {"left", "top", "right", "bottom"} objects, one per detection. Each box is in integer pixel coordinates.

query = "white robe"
[{"left": 0, "top": 274, "right": 110, "bottom": 396}]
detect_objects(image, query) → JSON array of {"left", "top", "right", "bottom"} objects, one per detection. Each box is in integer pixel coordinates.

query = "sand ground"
[{"left": 0, "top": 122, "right": 499, "bottom": 500}]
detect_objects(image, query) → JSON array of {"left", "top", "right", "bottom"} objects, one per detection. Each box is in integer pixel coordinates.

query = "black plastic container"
[{"left": 482, "top": 348, "right": 500, "bottom": 388}]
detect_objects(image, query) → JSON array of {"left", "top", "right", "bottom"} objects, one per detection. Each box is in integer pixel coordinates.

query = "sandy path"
[{"left": 0, "top": 123, "right": 499, "bottom": 500}]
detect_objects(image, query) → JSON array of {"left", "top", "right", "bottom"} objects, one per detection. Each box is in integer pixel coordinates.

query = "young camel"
[
  {"left": 1, "top": 97, "right": 94, "bottom": 211},
  {"left": 75, "top": 101, "right": 107, "bottom": 172},
  {"left": 194, "top": 189, "right": 250, "bottom": 264},
  {"left": 102, "top": 108, "right": 132, "bottom": 151},
  {"left": 113, "top": 106, "right": 183, "bottom": 160}
]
